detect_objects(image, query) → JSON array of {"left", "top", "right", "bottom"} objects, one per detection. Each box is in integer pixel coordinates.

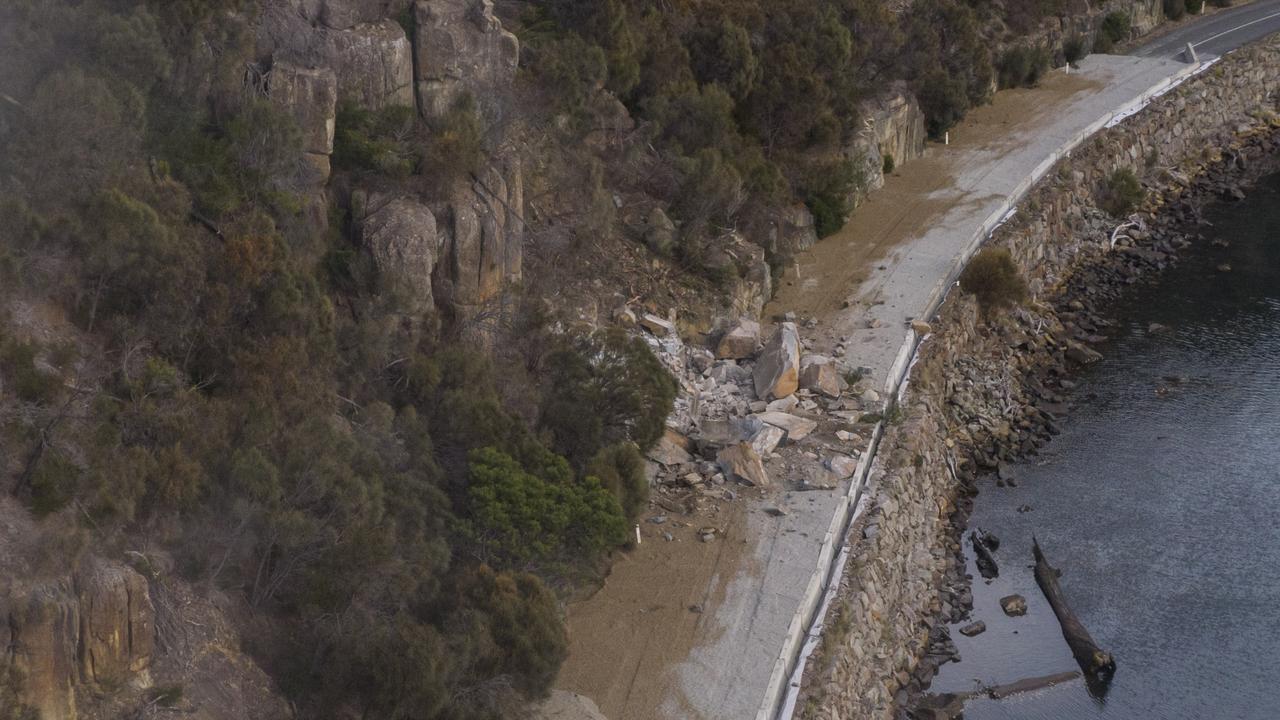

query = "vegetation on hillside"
[{"left": 0, "top": 1, "right": 672, "bottom": 717}]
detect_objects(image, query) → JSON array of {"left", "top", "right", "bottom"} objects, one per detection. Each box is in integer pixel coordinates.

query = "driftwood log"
[{"left": 1032, "top": 538, "right": 1116, "bottom": 684}]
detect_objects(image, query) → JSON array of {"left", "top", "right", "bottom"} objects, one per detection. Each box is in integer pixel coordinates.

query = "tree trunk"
[{"left": 1032, "top": 537, "right": 1116, "bottom": 685}]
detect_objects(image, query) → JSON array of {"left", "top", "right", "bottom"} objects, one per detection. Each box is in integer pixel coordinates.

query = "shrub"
[
  {"left": 1096, "top": 12, "right": 1131, "bottom": 53},
  {"left": 1101, "top": 167, "right": 1145, "bottom": 216},
  {"left": 29, "top": 451, "right": 81, "bottom": 516},
  {"left": 959, "top": 247, "right": 1028, "bottom": 315},
  {"left": 1186, "top": 0, "right": 1205, "bottom": 12},
  {"left": 916, "top": 68, "right": 972, "bottom": 139},
  {"left": 0, "top": 341, "right": 62, "bottom": 404},
  {"left": 1164, "top": 0, "right": 1186, "bottom": 20},
  {"left": 423, "top": 94, "right": 486, "bottom": 185},
  {"left": 1208, "top": 0, "right": 1232, "bottom": 7},
  {"left": 882, "top": 153, "right": 895, "bottom": 175},
  {"left": 997, "top": 44, "right": 1051, "bottom": 89},
  {"left": 800, "top": 159, "right": 864, "bottom": 238},
  {"left": 586, "top": 442, "right": 649, "bottom": 522},
  {"left": 464, "top": 447, "right": 628, "bottom": 564},
  {"left": 1063, "top": 35, "right": 1088, "bottom": 65},
  {"left": 540, "top": 329, "right": 677, "bottom": 468},
  {"left": 332, "top": 103, "right": 417, "bottom": 177}
]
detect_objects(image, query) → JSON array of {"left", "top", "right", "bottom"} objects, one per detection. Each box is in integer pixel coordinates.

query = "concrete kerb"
[
  {"left": 762, "top": 58, "right": 1206, "bottom": 720},
  {"left": 754, "top": 419, "right": 886, "bottom": 720}
]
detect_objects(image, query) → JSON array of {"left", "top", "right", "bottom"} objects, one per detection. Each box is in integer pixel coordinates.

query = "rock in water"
[
  {"left": 717, "top": 442, "right": 770, "bottom": 487},
  {"left": 752, "top": 322, "right": 801, "bottom": 400},
  {"left": 959, "top": 621, "right": 986, "bottom": 637},
  {"left": 717, "top": 319, "right": 761, "bottom": 359},
  {"left": 1000, "top": 594, "right": 1028, "bottom": 617}
]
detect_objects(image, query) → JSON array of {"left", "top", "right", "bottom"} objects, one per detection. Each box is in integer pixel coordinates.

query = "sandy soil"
[
  {"left": 766, "top": 69, "right": 1104, "bottom": 330},
  {"left": 556, "top": 498, "right": 756, "bottom": 720}
]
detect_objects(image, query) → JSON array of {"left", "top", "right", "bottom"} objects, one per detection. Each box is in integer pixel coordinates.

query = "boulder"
[
  {"left": 827, "top": 454, "right": 859, "bottom": 479},
  {"left": 755, "top": 411, "right": 817, "bottom": 442},
  {"left": 910, "top": 319, "right": 933, "bottom": 335},
  {"left": 1000, "top": 594, "right": 1028, "bottom": 617},
  {"left": 752, "top": 322, "right": 801, "bottom": 400},
  {"left": 1065, "top": 343, "right": 1102, "bottom": 365},
  {"left": 959, "top": 621, "right": 986, "bottom": 637},
  {"left": 645, "top": 207, "right": 676, "bottom": 256},
  {"left": 647, "top": 431, "right": 693, "bottom": 467},
  {"left": 799, "top": 355, "right": 841, "bottom": 398},
  {"left": 748, "top": 425, "right": 787, "bottom": 457},
  {"left": 321, "top": 20, "right": 415, "bottom": 110},
  {"left": 361, "top": 195, "right": 441, "bottom": 315},
  {"left": 640, "top": 313, "right": 677, "bottom": 337},
  {"left": 765, "top": 395, "right": 799, "bottom": 413},
  {"left": 716, "top": 319, "right": 761, "bottom": 359},
  {"left": 717, "top": 442, "right": 770, "bottom": 487},
  {"left": 413, "top": 0, "right": 519, "bottom": 123}
]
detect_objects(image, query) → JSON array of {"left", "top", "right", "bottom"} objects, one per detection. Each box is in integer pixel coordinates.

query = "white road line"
[{"left": 1193, "top": 8, "right": 1280, "bottom": 48}]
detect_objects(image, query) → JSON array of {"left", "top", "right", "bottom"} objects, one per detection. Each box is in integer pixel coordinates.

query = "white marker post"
[{"left": 635, "top": 524, "right": 642, "bottom": 545}]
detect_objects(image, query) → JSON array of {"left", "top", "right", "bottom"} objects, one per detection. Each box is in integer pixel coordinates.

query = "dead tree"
[{"left": 1032, "top": 538, "right": 1116, "bottom": 686}]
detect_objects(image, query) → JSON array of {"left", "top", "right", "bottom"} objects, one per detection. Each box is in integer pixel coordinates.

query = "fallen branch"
[
  {"left": 1032, "top": 537, "right": 1116, "bottom": 683},
  {"left": 970, "top": 527, "right": 1000, "bottom": 579}
]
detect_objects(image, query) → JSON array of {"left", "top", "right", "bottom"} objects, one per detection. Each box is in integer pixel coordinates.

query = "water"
[{"left": 930, "top": 170, "right": 1280, "bottom": 720}]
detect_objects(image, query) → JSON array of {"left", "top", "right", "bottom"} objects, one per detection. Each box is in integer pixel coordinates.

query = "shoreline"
[
  {"left": 793, "top": 34, "right": 1280, "bottom": 720},
  {"left": 907, "top": 122, "right": 1280, "bottom": 719}
]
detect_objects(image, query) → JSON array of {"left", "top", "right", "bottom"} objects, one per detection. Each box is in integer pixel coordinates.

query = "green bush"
[
  {"left": 1096, "top": 12, "right": 1131, "bottom": 53},
  {"left": 586, "top": 442, "right": 649, "bottom": 522},
  {"left": 1208, "top": 0, "right": 1232, "bottom": 7},
  {"left": 332, "top": 103, "right": 417, "bottom": 177},
  {"left": 1063, "top": 35, "right": 1089, "bottom": 65},
  {"left": 959, "top": 247, "right": 1028, "bottom": 315},
  {"left": 540, "top": 329, "right": 676, "bottom": 470},
  {"left": 464, "top": 447, "right": 628, "bottom": 564},
  {"left": 916, "top": 68, "right": 972, "bottom": 139},
  {"left": 882, "top": 153, "right": 895, "bottom": 175},
  {"left": 1186, "top": 0, "right": 1205, "bottom": 12},
  {"left": 1101, "top": 167, "right": 1145, "bottom": 216},
  {"left": 0, "top": 341, "right": 62, "bottom": 404},
  {"left": 1164, "top": 0, "right": 1186, "bottom": 20},
  {"left": 800, "top": 159, "right": 863, "bottom": 238},
  {"left": 997, "top": 44, "right": 1051, "bottom": 89},
  {"left": 29, "top": 451, "right": 81, "bottom": 516},
  {"left": 423, "top": 94, "right": 487, "bottom": 185}
]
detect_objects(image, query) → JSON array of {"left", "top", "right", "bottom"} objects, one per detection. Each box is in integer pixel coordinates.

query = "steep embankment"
[{"left": 795, "top": 32, "right": 1280, "bottom": 720}]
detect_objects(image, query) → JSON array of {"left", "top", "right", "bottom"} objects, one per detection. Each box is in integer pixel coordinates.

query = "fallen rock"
[
  {"left": 647, "top": 431, "right": 693, "bottom": 466},
  {"left": 640, "top": 313, "right": 677, "bottom": 337},
  {"left": 752, "top": 322, "right": 800, "bottom": 400},
  {"left": 755, "top": 412, "right": 818, "bottom": 442},
  {"left": 717, "top": 442, "right": 770, "bottom": 487},
  {"left": 1000, "top": 594, "right": 1028, "bottom": 617},
  {"left": 1064, "top": 343, "right": 1102, "bottom": 365},
  {"left": 748, "top": 425, "right": 787, "bottom": 457},
  {"left": 910, "top": 319, "right": 933, "bottom": 335},
  {"left": 959, "top": 621, "right": 986, "bottom": 637},
  {"left": 827, "top": 454, "right": 859, "bottom": 479},
  {"left": 799, "top": 356, "right": 841, "bottom": 398},
  {"left": 716, "top": 319, "right": 761, "bottom": 359},
  {"left": 645, "top": 207, "right": 677, "bottom": 256},
  {"left": 765, "top": 395, "right": 799, "bottom": 413}
]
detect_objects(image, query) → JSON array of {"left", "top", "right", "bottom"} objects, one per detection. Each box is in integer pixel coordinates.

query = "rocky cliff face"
[
  {"left": 851, "top": 84, "right": 928, "bottom": 201},
  {"left": 414, "top": 0, "right": 519, "bottom": 123},
  {"left": 2, "top": 558, "right": 154, "bottom": 720}
]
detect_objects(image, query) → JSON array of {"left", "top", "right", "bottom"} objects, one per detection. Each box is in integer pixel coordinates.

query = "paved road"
[{"left": 1133, "top": 0, "right": 1280, "bottom": 59}]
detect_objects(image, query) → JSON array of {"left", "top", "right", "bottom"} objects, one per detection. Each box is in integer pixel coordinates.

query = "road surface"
[{"left": 1133, "top": 0, "right": 1280, "bottom": 59}]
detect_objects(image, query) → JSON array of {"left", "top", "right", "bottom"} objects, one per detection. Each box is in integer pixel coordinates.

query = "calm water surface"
[{"left": 930, "top": 170, "right": 1280, "bottom": 720}]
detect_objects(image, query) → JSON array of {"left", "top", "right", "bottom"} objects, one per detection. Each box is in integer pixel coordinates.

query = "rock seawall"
[{"left": 795, "top": 35, "right": 1280, "bottom": 720}]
